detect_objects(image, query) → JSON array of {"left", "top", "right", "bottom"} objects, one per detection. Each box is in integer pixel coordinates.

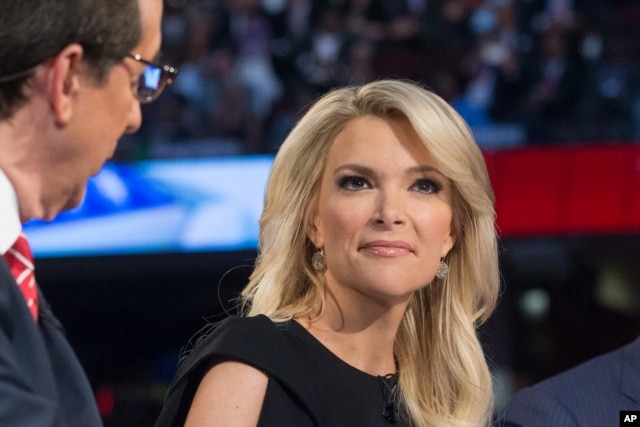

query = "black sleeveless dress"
[{"left": 154, "top": 315, "right": 408, "bottom": 427}]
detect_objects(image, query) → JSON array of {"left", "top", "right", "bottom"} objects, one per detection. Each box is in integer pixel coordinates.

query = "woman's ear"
[
  {"left": 442, "top": 229, "right": 456, "bottom": 259},
  {"left": 305, "top": 198, "right": 322, "bottom": 248},
  {"left": 305, "top": 211, "right": 319, "bottom": 247},
  {"left": 47, "top": 43, "right": 84, "bottom": 125}
]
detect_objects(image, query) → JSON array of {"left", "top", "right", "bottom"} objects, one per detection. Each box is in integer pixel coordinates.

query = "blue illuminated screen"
[{"left": 23, "top": 155, "right": 273, "bottom": 257}]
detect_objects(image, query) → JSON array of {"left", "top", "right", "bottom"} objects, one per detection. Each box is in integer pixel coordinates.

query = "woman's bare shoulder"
[{"left": 184, "top": 358, "right": 269, "bottom": 427}]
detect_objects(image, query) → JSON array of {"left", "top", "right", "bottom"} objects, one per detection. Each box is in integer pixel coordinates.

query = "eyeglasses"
[
  {"left": 126, "top": 53, "right": 178, "bottom": 104},
  {"left": 0, "top": 64, "right": 42, "bottom": 84},
  {"left": 1, "top": 54, "right": 178, "bottom": 104}
]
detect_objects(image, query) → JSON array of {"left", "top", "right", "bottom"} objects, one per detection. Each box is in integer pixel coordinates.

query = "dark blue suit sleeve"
[
  {"left": 498, "top": 386, "right": 579, "bottom": 427},
  {"left": 497, "top": 338, "right": 640, "bottom": 427}
]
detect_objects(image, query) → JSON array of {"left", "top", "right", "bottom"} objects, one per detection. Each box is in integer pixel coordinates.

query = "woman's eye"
[
  {"left": 338, "top": 176, "right": 370, "bottom": 190},
  {"left": 412, "top": 178, "right": 442, "bottom": 194}
]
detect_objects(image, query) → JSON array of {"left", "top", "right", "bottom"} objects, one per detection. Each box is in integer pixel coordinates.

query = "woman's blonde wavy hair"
[{"left": 240, "top": 79, "right": 499, "bottom": 426}]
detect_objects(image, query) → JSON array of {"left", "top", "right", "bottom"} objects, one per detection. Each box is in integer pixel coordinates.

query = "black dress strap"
[{"left": 154, "top": 315, "right": 322, "bottom": 427}]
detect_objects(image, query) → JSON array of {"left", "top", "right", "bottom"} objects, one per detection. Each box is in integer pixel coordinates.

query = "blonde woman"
[{"left": 156, "top": 79, "right": 500, "bottom": 427}]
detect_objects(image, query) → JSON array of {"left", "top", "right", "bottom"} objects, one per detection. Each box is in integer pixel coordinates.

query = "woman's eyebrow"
[
  {"left": 406, "top": 165, "right": 445, "bottom": 176},
  {"left": 333, "top": 164, "right": 446, "bottom": 176},
  {"left": 333, "top": 164, "right": 374, "bottom": 175}
]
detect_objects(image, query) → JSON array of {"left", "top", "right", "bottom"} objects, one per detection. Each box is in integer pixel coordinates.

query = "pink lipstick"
[{"left": 360, "top": 240, "right": 411, "bottom": 257}]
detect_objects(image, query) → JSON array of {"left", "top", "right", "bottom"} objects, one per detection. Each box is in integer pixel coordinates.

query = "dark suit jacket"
[
  {"left": 497, "top": 336, "right": 640, "bottom": 426},
  {"left": 0, "top": 259, "right": 102, "bottom": 426}
]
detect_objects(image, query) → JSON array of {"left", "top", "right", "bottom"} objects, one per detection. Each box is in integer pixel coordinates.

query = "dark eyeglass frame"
[
  {"left": 1, "top": 54, "right": 178, "bottom": 104},
  {"left": 126, "top": 53, "right": 178, "bottom": 104},
  {"left": 0, "top": 64, "right": 42, "bottom": 84}
]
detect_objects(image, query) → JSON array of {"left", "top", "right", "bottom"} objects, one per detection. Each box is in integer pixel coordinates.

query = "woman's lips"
[{"left": 360, "top": 241, "right": 411, "bottom": 257}]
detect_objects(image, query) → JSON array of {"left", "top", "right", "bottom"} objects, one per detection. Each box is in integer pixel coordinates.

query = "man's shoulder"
[
  {"left": 521, "top": 339, "right": 634, "bottom": 398},
  {"left": 498, "top": 338, "right": 640, "bottom": 427}
]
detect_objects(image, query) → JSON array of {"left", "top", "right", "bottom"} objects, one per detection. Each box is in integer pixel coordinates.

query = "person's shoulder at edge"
[{"left": 495, "top": 336, "right": 640, "bottom": 427}]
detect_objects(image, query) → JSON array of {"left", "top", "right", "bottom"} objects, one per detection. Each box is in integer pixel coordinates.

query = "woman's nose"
[{"left": 369, "top": 191, "right": 406, "bottom": 228}]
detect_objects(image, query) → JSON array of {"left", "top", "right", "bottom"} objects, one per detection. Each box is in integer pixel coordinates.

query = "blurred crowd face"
[{"left": 309, "top": 115, "right": 455, "bottom": 307}]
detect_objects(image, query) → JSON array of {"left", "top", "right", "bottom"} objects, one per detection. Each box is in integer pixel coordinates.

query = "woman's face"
[{"left": 308, "top": 115, "right": 456, "bottom": 306}]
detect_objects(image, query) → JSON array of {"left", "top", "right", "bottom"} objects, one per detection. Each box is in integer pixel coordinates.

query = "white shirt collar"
[{"left": 0, "top": 168, "right": 22, "bottom": 254}]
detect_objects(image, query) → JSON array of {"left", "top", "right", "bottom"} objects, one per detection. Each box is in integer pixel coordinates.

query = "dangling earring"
[
  {"left": 311, "top": 248, "right": 326, "bottom": 271},
  {"left": 436, "top": 259, "right": 449, "bottom": 280}
]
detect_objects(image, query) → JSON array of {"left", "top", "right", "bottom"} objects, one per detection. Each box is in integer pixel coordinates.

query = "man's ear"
[{"left": 47, "top": 43, "right": 84, "bottom": 125}]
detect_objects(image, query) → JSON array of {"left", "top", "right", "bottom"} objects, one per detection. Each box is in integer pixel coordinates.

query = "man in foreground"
[
  {"left": 0, "top": 0, "right": 176, "bottom": 424},
  {"left": 498, "top": 336, "right": 640, "bottom": 426}
]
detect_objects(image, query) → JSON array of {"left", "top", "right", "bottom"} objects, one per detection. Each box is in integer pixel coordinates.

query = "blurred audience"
[{"left": 116, "top": 0, "right": 640, "bottom": 160}]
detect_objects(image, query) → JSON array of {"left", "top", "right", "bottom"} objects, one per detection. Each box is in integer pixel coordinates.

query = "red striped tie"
[{"left": 3, "top": 233, "right": 38, "bottom": 321}]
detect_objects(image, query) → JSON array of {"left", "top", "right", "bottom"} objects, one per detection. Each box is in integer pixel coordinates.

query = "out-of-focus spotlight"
[{"left": 519, "top": 288, "right": 550, "bottom": 321}]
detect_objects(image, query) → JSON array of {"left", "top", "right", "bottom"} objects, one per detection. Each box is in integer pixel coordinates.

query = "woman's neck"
[{"left": 299, "top": 297, "right": 406, "bottom": 376}]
